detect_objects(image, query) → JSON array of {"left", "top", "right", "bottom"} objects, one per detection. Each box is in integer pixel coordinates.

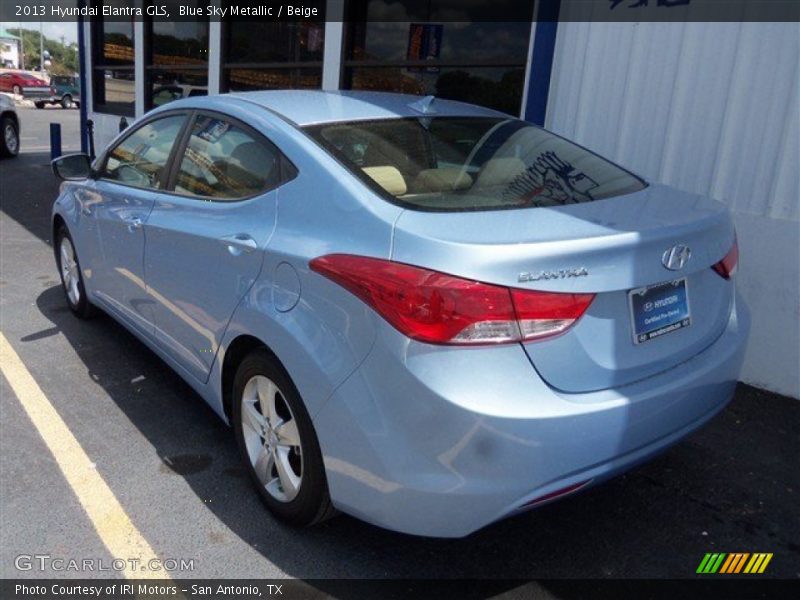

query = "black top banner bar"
[{"left": 1, "top": 0, "right": 799, "bottom": 23}]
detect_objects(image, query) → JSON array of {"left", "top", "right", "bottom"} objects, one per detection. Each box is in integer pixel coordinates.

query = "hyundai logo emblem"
[{"left": 662, "top": 244, "right": 691, "bottom": 271}]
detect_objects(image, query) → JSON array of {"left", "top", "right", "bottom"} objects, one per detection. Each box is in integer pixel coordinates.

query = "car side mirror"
[{"left": 52, "top": 153, "right": 92, "bottom": 181}]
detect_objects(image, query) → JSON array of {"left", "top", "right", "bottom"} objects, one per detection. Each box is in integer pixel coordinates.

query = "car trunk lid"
[{"left": 391, "top": 184, "right": 736, "bottom": 392}]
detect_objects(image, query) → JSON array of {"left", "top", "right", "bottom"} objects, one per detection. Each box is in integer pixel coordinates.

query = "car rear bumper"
[
  {"left": 21, "top": 88, "right": 50, "bottom": 99},
  {"left": 313, "top": 293, "right": 750, "bottom": 538}
]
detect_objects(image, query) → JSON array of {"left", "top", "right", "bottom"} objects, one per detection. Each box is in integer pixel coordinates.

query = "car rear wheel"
[
  {"left": 55, "top": 226, "right": 96, "bottom": 319},
  {"left": 232, "top": 349, "right": 335, "bottom": 527},
  {"left": 61, "top": 95, "right": 73, "bottom": 109},
  {"left": 0, "top": 116, "right": 19, "bottom": 157}
]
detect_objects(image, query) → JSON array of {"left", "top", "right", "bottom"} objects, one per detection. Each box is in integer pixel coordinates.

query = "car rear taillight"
[
  {"left": 309, "top": 254, "right": 595, "bottom": 345},
  {"left": 712, "top": 238, "right": 739, "bottom": 279},
  {"left": 520, "top": 480, "right": 592, "bottom": 508}
]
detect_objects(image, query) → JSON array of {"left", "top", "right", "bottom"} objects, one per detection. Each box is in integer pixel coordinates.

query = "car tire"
[
  {"left": 12, "top": 85, "right": 21, "bottom": 96},
  {"left": 232, "top": 349, "right": 336, "bottom": 527},
  {"left": 61, "top": 95, "right": 73, "bottom": 109},
  {"left": 55, "top": 226, "right": 96, "bottom": 319},
  {"left": 0, "top": 116, "right": 19, "bottom": 158},
  {"left": 34, "top": 101, "right": 45, "bottom": 109}
]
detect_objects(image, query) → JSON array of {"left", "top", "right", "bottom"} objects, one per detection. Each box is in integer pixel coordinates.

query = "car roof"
[{"left": 223, "top": 90, "right": 512, "bottom": 127}]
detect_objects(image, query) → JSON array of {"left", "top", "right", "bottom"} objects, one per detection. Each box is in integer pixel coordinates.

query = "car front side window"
[
  {"left": 173, "top": 115, "right": 285, "bottom": 201},
  {"left": 100, "top": 115, "right": 186, "bottom": 190}
]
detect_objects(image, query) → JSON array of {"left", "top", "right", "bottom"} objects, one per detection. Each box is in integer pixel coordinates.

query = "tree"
[{"left": 8, "top": 28, "right": 79, "bottom": 75}]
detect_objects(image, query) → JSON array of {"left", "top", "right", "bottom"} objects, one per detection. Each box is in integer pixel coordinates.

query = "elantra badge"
[
  {"left": 662, "top": 244, "right": 691, "bottom": 271},
  {"left": 519, "top": 267, "right": 589, "bottom": 283}
]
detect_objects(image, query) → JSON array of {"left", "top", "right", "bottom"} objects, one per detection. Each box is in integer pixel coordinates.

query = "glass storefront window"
[
  {"left": 151, "top": 21, "right": 209, "bottom": 66},
  {"left": 92, "top": 69, "right": 135, "bottom": 117},
  {"left": 347, "top": 21, "right": 531, "bottom": 64},
  {"left": 150, "top": 69, "right": 209, "bottom": 108},
  {"left": 145, "top": 1, "right": 209, "bottom": 109},
  {"left": 344, "top": 66, "right": 525, "bottom": 115},
  {"left": 222, "top": 17, "right": 325, "bottom": 93},
  {"left": 343, "top": 1, "right": 534, "bottom": 115},
  {"left": 225, "top": 68, "right": 322, "bottom": 92},
  {"left": 91, "top": 2, "right": 136, "bottom": 116},
  {"left": 97, "top": 21, "right": 135, "bottom": 66},
  {"left": 226, "top": 22, "right": 324, "bottom": 64}
]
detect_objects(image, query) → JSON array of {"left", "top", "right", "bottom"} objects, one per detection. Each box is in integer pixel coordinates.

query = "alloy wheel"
[
  {"left": 59, "top": 237, "right": 80, "bottom": 305},
  {"left": 240, "top": 374, "right": 303, "bottom": 502},
  {"left": 3, "top": 122, "right": 18, "bottom": 154}
]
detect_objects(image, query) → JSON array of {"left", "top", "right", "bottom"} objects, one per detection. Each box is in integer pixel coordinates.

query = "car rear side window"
[
  {"left": 100, "top": 115, "right": 187, "bottom": 190},
  {"left": 305, "top": 117, "right": 647, "bottom": 212},
  {"left": 173, "top": 115, "right": 285, "bottom": 201}
]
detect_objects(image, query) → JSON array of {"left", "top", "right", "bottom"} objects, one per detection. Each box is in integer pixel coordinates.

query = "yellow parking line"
[{"left": 0, "top": 332, "right": 167, "bottom": 580}]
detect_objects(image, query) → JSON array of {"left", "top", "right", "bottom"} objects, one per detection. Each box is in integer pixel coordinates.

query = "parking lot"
[{"left": 0, "top": 106, "right": 798, "bottom": 583}]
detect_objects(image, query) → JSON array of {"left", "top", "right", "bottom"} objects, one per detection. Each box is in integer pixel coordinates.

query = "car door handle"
[
  {"left": 220, "top": 233, "right": 258, "bottom": 255},
  {"left": 125, "top": 217, "right": 143, "bottom": 232}
]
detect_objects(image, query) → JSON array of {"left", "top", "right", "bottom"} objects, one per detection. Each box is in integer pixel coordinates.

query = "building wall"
[
  {"left": 547, "top": 21, "right": 800, "bottom": 398},
  {"left": 0, "top": 37, "right": 20, "bottom": 69}
]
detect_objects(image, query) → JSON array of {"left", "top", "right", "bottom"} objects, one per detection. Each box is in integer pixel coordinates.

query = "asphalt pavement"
[{"left": 0, "top": 106, "right": 798, "bottom": 585}]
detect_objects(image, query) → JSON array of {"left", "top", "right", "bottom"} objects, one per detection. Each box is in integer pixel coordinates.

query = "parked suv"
[{"left": 35, "top": 75, "right": 80, "bottom": 109}]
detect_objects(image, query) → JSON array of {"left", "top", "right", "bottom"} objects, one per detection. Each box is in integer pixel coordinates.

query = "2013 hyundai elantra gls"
[{"left": 51, "top": 91, "right": 749, "bottom": 537}]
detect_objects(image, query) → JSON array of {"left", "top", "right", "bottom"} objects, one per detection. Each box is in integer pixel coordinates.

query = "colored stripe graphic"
[
  {"left": 744, "top": 553, "right": 774, "bottom": 574},
  {"left": 719, "top": 554, "right": 736, "bottom": 573},
  {"left": 722, "top": 553, "right": 747, "bottom": 573},
  {"left": 696, "top": 554, "right": 713, "bottom": 573},
  {"left": 697, "top": 553, "right": 727, "bottom": 573},
  {"left": 699, "top": 552, "right": 773, "bottom": 574}
]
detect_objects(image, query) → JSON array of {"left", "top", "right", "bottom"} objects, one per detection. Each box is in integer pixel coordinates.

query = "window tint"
[
  {"left": 306, "top": 117, "right": 646, "bottom": 212},
  {"left": 174, "top": 116, "right": 283, "bottom": 200},
  {"left": 101, "top": 115, "right": 186, "bottom": 189}
]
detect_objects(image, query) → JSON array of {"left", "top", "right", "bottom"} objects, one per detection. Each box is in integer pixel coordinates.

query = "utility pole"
[
  {"left": 39, "top": 21, "right": 44, "bottom": 72},
  {"left": 18, "top": 21, "right": 24, "bottom": 70}
]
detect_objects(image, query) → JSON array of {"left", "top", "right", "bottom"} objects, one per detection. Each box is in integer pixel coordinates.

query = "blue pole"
[
  {"left": 77, "top": 0, "right": 88, "bottom": 154},
  {"left": 525, "top": 0, "right": 561, "bottom": 126},
  {"left": 50, "top": 123, "right": 62, "bottom": 160}
]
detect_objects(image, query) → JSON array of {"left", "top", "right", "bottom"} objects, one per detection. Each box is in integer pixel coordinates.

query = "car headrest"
[
  {"left": 230, "top": 142, "right": 276, "bottom": 180},
  {"left": 475, "top": 157, "right": 527, "bottom": 187},
  {"left": 411, "top": 168, "right": 473, "bottom": 193},
  {"left": 362, "top": 166, "right": 408, "bottom": 196}
]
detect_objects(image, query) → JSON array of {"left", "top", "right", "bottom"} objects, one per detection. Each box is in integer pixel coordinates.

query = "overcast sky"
[{"left": 1, "top": 22, "right": 78, "bottom": 45}]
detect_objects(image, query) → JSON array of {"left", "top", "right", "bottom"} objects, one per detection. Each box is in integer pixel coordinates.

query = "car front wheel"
[
  {"left": 55, "top": 226, "right": 96, "bottom": 319},
  {"left": 0, "top": 116, "right": 19, "bottom": 157},
  {"left": 232, "top": 349, "right": 335, "bottom": 527}
]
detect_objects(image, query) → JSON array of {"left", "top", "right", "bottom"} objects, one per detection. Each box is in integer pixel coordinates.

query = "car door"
[
  {"left": 144, "top": 112, "right": 290, "bottom": 383},
  {"left": 91, "top": 112, "right": 189, "bottom": 335}
]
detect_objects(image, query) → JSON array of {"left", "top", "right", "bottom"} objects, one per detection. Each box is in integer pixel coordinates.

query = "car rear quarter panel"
[{"left": 208, "top": 96, "right": 405, "bottom": 420}]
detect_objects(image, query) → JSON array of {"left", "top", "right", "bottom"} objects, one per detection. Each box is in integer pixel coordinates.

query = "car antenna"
[{"left": 409, "top": 95, "right": 437, "bottom": 115}]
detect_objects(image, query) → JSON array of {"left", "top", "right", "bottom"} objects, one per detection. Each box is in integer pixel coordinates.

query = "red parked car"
[{"left": 0, "top": 71, "right": 52, "bottom": 99}]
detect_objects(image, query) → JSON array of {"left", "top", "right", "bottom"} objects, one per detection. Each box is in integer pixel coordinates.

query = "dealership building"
[{"left": 79, "top": 1, "right": 799, "bottom": 398}]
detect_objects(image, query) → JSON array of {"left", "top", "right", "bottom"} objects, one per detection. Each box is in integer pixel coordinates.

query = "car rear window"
[{"left": 305, "top": 117, "right": 646, "bottom": 212}]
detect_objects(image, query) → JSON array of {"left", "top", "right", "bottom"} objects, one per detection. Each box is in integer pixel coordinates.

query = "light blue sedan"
[{"left": 51, "top": 91, "right": 749, "bottom": 537}]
